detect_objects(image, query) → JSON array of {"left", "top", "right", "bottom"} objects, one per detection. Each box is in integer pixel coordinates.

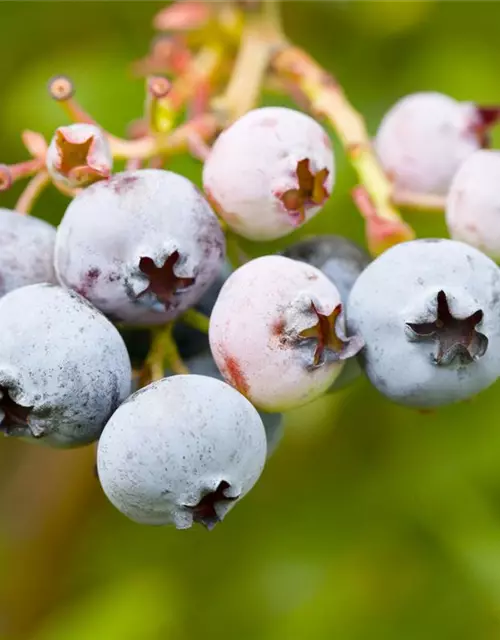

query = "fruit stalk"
[
  {"left": 271, "top": 45, "right": 415, "bottom": 255},
  {"left": 15, "top": 170, "right": 51, "bottom": 215}
]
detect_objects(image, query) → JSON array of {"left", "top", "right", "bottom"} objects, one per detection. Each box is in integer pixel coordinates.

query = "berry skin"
[
  {"left": 0, "top": 208, "right": 57, "bottom": 298},
  {"left": 0, "top": 284, "right": 132, "bottom": 447},
  {"left": 375, "top": 92, "right": 494, "bottom": 195},
  {"left": 97, "top": 374, "right": 267, "bottom": 529},
  {"left": 54, "top": 169, "right": 225, "bottom": 325},
  {"left": 346, "top": 239, "right": 500, "bottom": 408},
  {"left": 446, "top": 150, "right": 500, "bottom": 261},
  {"left": 203, "top": 107, "right": 334, "bottom": 241},
  {"left": 173, "top": 351, "right": 284, "bottom": 457},
  {"left": 209, "top": 255, "right": 363, "bottom": 412},
  {"left": 46, "top": 123, "right": 112, "bottom": 189},
  {"left": 283, "top": 235, "right": 371, "bottom": 391}
]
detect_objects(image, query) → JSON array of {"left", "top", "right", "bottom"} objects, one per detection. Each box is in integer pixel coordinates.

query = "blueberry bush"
[{"left": 2, "top": 2, "right": 500, "bottom": 639}]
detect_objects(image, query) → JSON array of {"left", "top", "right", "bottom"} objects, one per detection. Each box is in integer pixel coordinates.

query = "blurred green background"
[{"left": 2, "top": 2, "right": 500, "bottom": 639}]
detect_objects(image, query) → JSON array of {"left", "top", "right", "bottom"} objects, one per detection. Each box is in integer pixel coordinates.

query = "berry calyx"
[
  {"left": 48, "top": 125, "right": 112, "bottom": 188},
  {"left": 138, "top": 252, "right": 196, "bottom": 306},
  {"left": 406, "top": 290, "right": 487, "bottom": 366},
  {"left": 299, "top": 302, "right": 361, "bottom": 368},
  {"left": 185, "top": 480, "right": 237, "bottom": 530},
  {"left": 279, "top": 159, "right": 330, "bottom": 225},
  {"left": 0, "top": 387, "right": 33, "bottom": 436}
]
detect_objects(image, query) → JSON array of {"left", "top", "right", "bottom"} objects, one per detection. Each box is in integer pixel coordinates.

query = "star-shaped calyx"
[
  {"left": 54, "top": 129, "right": 110, "bottom": 185},
  {"left": 280, "top": 158, "right": 330, "bottom": 225},
  {"left": 406, "top": 290, "right": 487, "bottom": 365},
  {"left": 299, "top": 303, "right": 364, "bottom": 369},
  {"left": 0, "top": 386, "right": 33, "bottom": 436},
  {"left": 184, "top": 481, "right": 237, "bottom": 531},
  {"left": 138, "top": 251, "right": 195, "bottom": 307}
]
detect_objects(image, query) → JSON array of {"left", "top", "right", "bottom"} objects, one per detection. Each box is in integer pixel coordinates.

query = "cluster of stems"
[{"left": 0, "top": 0, "right": 433, "bottom": 383}]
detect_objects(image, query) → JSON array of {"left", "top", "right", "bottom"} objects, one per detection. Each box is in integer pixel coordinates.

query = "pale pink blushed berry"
[
  {"left": 375, "top": 92, "right": 499, "bottom": 195},
  {"left": 446, "top": 150, "right": 500, "bottom": 261},
  {"left": 209, "top": 255, "right": 362, "bottom": 412},
  {"left": 46, "top": 123, "right": 112, "bottom": 189},
  {"left": 203, "top": 107, "right": 335, "bottom": 241}
]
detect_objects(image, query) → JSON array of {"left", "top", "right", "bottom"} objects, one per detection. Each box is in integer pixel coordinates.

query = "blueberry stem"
[
  {"left": 270, "top": 41, "right": 415, "bottom": 256},
  {"left": 15, "top": 171, "right": 51, "bottom": 215},
  {"left": 179, "top": 309, "right": 210, "bottom": 335},
  {"left": 140, "top": 324, "right": 189, "bottom": 385},
  {"left": 392, "top": 189, "right": 446, "bottom": 213}
]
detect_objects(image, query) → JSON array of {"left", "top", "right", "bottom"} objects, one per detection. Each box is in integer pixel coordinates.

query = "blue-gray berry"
[
  {"left": 0, "top": 208, "right": 57, "bottom": 298},
  {"left": 176, "top": 351, "right": 284, "bottom": 457},
  {"left": 347, "top": 239, "right": 500, "bottom": 407},
  {"left": 0, "top": 284, "right": 132, "bottom": 446},
  {"left": 97, "top": 375, "right": 267, "bottom": 529}
]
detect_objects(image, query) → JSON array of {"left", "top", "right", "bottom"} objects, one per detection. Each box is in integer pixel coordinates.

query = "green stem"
[{"left": 179, "top": 308, "right": 210, "bottom": 334}]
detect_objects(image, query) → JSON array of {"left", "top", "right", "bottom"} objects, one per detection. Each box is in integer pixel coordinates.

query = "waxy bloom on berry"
[
  {"left": 54, "top": 169, "right": 225, "bottom": 325},
  {"left": 209, "top": 255, "right": 362, "bottom": 412},
  {"left": 375, "top": 92, "right": 500, "bottom": 195},
  {"left": 446, "top": 150, "right": 500, "bottom": 261},
  {"left": 97, "top": 375, "right": 267, "bottom": 529},
  {"left": 203, "top": 107, "right": 335, "bottom": 241},
  {"left": 347, "top": 239, "right": 500, "bottom": 407}
]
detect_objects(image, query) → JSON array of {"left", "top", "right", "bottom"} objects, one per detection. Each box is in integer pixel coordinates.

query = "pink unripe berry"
[
  {"left": 375, "top": 92, "right": 496, "bottom": 195},
  {"left": 203, "top": 107, "right": 335, "bottom": 241},
  {"left": 209, "top": 255, "right": 362, "bottom": 412},
  {"left": 446, "top": 150, "right": 500, "bottom": 260},
  {"left": 46, "top": 123, "right": 112, "bottom": 189}
]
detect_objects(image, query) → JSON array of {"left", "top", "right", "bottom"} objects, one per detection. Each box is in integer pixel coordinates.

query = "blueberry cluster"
[{"left": 2, "top": 88, "right": 500, "bottom": 531}]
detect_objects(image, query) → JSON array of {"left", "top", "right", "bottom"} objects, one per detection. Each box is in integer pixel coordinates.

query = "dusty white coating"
[
  {"left": 375, "top": 92, "right": 481, "bottom": 195},
  {"left": 97, "top": 375, "right": 267, "bottom": 528},
  {"left": 0, "top": 208, "right": 56, "bottom": 298},
  {"left": 175, "top": 351, "right": 284, "bottom": 457},
  {"left": 446, "top": 150, "right": 500, "bottom": 261},
  {"left": 0, "top": 284, "right": 132, "bottom": 446},
  {"left": 46, "top": 123, "right": 113, "bottom": 188},
  {"left": 283, "top": 235, "right": 371, "bottom": 393},
  {"left": 209, "top": 255, "right": 361, "bottom": 412},
  {"left": 54, "top": 169, "right": 225, "bottom": 325},
  {"left": 347, "top": 239, "right": 500, "bottom": 407},
  {"left": 203, "top": 107, "right": 335, "bottom": 241}
]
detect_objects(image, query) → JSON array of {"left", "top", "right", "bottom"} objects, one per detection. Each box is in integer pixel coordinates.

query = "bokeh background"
[{"left": 2, "top": 2, "right": 500, "bottom": 639}]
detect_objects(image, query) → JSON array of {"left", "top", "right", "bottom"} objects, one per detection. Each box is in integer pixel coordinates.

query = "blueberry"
[
  {"left": 209, "top": 255, "right": 363, "bottom": 412},
  {"left": 347, "top": 239, "right": 500, "bottom": 407},
  {"left": 203, "top": 107, "right": 335, "bottom": 240},
  {"left": 97, "top": 374, "right": 267, "bottom": 529},
  {"left": 173, "top": 351, "right": 284, "bottom": 457},
  {"left": 375, "top": 92, "right": 496, "bottom": 195},
  {"left": 46, "top": 123, "right": 112, "bottom": 189},
  {"left": 0, "top": 284, "right": 132, "bottom": 446},
  {"left": 446, "top": 150, "right": 500, "bottom": 261},
  {"left": 0, "top": 208, "right": 57, "bottom": 298},
  {"left": 283, "top": 235, "right": 371, "bottom": 392},
  {"left": 54, "top": 169, "right": 225, "bottom": 325}
]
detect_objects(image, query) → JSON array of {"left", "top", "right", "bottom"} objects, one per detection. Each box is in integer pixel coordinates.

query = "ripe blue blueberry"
[
  {"left": 283, "top": 235, "right": 370, "bottom": 391},
  {"left": 173, "top": 351, "right": 284, "bottom": 457},
  {"left": 0, "top": 208, "right": 57, "bottom": 298},
  {"left": 97, "top": 375, "right": 267, "bottom": 529},
  {"left": 54, "top": 169, "right": 225, "bottom": 325},
  {"left": 347, "top": 239, "right": 500, "bottom": 407},
  {"left": 0, "top": 284, "right": 132, "bottom": 446}
]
